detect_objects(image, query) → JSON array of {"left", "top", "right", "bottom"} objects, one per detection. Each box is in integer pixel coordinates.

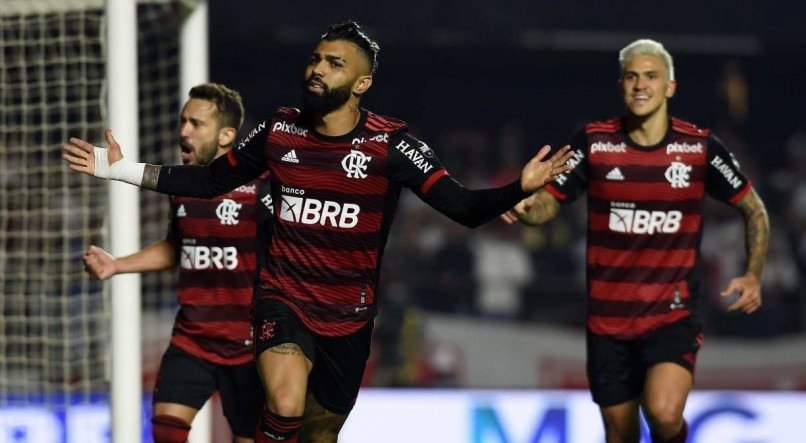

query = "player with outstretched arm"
[
  {"left": 65, "top": 22, "right": 573, "bottom": 443},
  {"left": 82, "top": 84, "right": 271, "bottom": 443}
]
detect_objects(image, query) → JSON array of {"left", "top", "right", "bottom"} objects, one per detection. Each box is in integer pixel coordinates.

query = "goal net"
[{"left": 0, "top": 0, "right": 188, "bottom": 414}]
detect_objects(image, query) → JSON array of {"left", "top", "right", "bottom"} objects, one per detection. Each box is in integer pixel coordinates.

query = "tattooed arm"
[
  {"left": 500, "top": 188, "right": 562, "bottom": 226},
  {"left": 141, "top": 164, "right": 162, "bottom": 190},
  {"left": 720, "top": 187, "right": 769, "bottom": 313},
  {"left": 738, "top": 188, "right": 769, "bottom": 279}
]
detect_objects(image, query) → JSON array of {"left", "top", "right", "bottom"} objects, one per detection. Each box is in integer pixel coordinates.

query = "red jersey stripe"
[
  {"left": 589, "top": 279, "right": 690, "bottom": 302},
  {"left": 588, "top": 245, "right": 696, "bottom": 269},
  {"left": 589, "top": 182, "right": 704, "bottom": 201},
  {"left": 728, "top": 181, "right": 752, "bottom": 205},
  {"left": 545, "top": 183, "right": 567, "bottom": 201},
  {"left": 421, "top": 169, "right": 449, "bottom": 194}
]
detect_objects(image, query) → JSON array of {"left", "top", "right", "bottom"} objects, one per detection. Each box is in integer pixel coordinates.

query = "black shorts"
[
  {"left": 586, "top": 316, "right": 704, "bottom": 407},
  {"left": 152, "top": 345, "right": 263, "bottom": 437},
  {"left": 252, "top": 298, "right": 373, "bottom": 415}
]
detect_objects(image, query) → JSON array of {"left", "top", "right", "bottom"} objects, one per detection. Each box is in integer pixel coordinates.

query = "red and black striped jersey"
[
  {"left": 165, "top": 174, "right": 272, "bottom": 365},
  {"left": 214, "top": 107, "right": 528, "bottom": 336},
  {"left": 156, "top": 107, "right": 530, "bottom": 337},
  {"left": 243, "top": 108, "right": 447, "bottom": 337},
  {"left": 545, "top": 117, "right": 752, "bottom": 339}
]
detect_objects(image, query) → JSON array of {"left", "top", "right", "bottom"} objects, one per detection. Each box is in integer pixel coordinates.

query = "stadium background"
[{"left": 1, "top": 0, "right": 805, "bottom": 441}]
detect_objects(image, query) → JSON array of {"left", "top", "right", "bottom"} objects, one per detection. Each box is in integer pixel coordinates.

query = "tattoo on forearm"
[
  {"left": 737, "top": 189, "right": 769, "bottom": 278},
  {"left": 141, "top": 164, "right": 161, "bottom": 190},
  {"left": 268, "top": 342, "right": 304, "bottom": 356}
]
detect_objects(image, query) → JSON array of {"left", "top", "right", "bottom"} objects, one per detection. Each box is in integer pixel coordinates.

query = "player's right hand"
[
  {"left": 62, "top": 130, "right": 123, "bottom": 178},
  {"left": 83, "top": 245, "right": 118, "bottom": 280}
]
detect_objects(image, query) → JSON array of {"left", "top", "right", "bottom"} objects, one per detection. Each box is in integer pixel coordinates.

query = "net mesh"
[
  {"left": 0, "top": 3, "right": 107, "bottom": 408},
  {"left": 0, "top": 0, "right": 187, "bottom": 409}
]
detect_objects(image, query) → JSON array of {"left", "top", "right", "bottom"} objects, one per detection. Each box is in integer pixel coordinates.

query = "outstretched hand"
[
  {"left": 721, "top": 274, "right": 762, "bottom": 314},
  {"left": 62, "top": 129, "right": 123, "bottom": 177},
  {"left": 520, "top": 145, "right": 574, "bottom": 194}
]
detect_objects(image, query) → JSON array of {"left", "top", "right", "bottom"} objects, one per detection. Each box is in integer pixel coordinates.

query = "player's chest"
[
  {"left": 587, "top": 142, "right": 706, "bottom": 199},
  {"left": 173, "top": 191, "right": 256, "bottom": 229},
  {"left": 267, "top": 139, "right": 388, "bottom": 191}
]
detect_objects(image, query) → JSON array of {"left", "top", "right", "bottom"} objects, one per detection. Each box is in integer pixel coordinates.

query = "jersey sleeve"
[
  {"left": 704, "top": 134, "right": 752, "bottom": 205},
  {"left": 164, "top": 197, "right": 179, "bottom": 246},
  {"left": 254, "top": 172, "right": 273, "bottom": 271},
  {"left": 387, "top": 131, "right": 449, "bottom": 194},
  {"left": 156, "top": 119, "right": 270, "bottom": 198},
  {"left": 544, "top": 129, "right": 589, "bottom": 204},
  {"left": 387, "top": 131, "right": 530, "bottom": 228}
]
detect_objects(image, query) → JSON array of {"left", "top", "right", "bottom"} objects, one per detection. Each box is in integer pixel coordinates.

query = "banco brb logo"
[
  {"left": 342, "top": 150, "right": 372, "bottom": 179},
  {"left": 609, "top": 208, "right": 682, "bottom": 234},
  {"left": 280, "top": 195, "right": 360, "bottom": 228}
]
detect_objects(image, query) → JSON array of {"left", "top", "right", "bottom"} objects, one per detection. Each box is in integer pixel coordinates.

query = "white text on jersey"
[
  {"left": 238, "top": 121, "right": 267, "bottom": 150},
  {"left": 272, "top": 121, "right": 308, "bottom": 137},
  {"left": 710, "top": 155, "right": 743, "bottom": 189},
  {"left": 280, "top": 195, "right": 360, "bottom": 228},
  {"left": 181, "top": 245, "right": 239, "bottom": 270},
  {"left": 609, "top": 208, "right": 683, "bottom": 234},
  {"left": 395, "top": 140, "right": 434, "bottom": 174}
]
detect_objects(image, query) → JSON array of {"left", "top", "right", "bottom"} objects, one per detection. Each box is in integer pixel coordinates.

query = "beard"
[
  {"left": 182, "top": 140, "right": 217, "bottom": 166},
  {"left": 301, "top": 77, "right": 353, "bottom": 114}
]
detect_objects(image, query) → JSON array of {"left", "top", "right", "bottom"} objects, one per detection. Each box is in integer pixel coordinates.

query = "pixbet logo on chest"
[
  {"left": 352, "top": 132, "right": 389, "bottom": 145},
  {"left": 272, "top": 121, "right": 308, "bottom": 137},
  {"left": 590, "top": 142, "right": 626, "bottom": 154}
]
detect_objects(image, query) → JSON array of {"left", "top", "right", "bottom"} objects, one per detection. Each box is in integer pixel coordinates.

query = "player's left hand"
[
  {"left": 520, "top": 145, "right": 574, "bottom": 194},
  {"left": 721, "top": 273, "right": 762, "bottom": 314}
]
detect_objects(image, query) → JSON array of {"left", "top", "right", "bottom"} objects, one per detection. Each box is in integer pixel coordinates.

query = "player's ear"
[
  {"left": 617, "top": 78, "right": 624, "bottom": 94},
  {"left": 353, "top": 75, "right": 373, "bottom": 96},
  {"left": 665, "top": 79, "right": 677, "bottom": 98},
  {"left": 218, "top": 126, "right": 237, "bottom": 147}
]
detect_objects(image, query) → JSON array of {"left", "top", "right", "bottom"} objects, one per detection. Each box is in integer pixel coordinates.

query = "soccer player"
[
  {"left": 63, "top": 22, "right": 573, "bottom": 442},
  {"left": 502, "top": 39, "right": 769, "bottom": 443},
  {"left": 82, "top": 83, "right": 272, "bottom": 443}
]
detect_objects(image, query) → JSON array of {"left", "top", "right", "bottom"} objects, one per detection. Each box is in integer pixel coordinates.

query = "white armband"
[{"left": 94, "top": 146, "right": 146, "bottom": 186}]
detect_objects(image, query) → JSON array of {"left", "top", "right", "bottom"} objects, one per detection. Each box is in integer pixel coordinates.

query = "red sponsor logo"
[{"left": 260, "top": 321, "right": 276, "bottom": 341}]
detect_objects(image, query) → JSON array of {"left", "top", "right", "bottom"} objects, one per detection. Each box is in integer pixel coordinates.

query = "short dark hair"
[
  {"left": 321, "top": 21, "right": 379, "bottom": 74},
  {"left": 188, "top": 83, "right": 244, "bottom": 130}
]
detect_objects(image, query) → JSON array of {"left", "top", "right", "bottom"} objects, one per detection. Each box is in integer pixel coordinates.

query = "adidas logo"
[
  {"left": 606, "top": 167, "right": 624, "bottom": 181},
  {"left": 176, "top": 204, "right": 187, "bottom": 217},
  {"left": 281, "top": 150, "right": 299, "bottom": 163}
]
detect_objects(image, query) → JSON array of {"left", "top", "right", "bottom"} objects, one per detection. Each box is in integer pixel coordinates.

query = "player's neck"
[
  {"left": 212, "top": 146, "right": 230, "bottom": 161},
  {"left": 312, "top": 103, "right": 361, "bottom": 137},
  {"left": 625, "top": 108, "right": 669, "bottom": 147}
]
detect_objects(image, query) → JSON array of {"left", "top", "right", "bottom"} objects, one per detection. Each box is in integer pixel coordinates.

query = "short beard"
[
  {"left": 194, "top": 142, "right": 218, "bottom": 166},
  {"left": 302, "top": 80, "right": 353, "bottom": 114}
]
